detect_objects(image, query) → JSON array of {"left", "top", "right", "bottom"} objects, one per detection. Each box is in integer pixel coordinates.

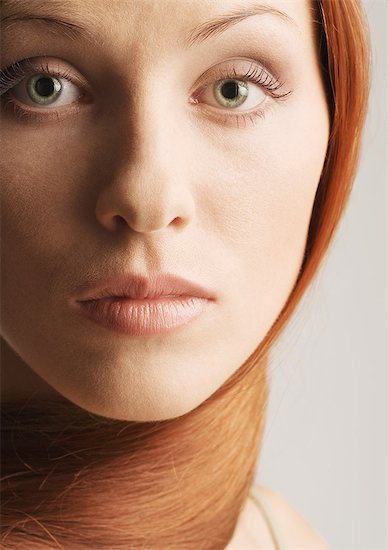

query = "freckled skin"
[{"left": 0, "top": 0, "right": 329, "bottom": 421}]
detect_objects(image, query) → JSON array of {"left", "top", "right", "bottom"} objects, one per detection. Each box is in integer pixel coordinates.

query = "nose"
[{"left": 94, "top": 93, "right": 195, "bottom": 235}]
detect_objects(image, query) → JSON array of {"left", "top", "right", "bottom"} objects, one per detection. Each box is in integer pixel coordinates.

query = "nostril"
[
  {"left": 114, "top": 215, "right": 127, "bottom": 228},
  {"left": 106, "top": 215, "right": 130, "bottom": 231},
  {"left": 171, "top": 216, "right": 184, "bottom": 227}
]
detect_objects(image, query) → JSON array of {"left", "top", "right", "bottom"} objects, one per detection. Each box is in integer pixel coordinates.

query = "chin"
[{"left": 54, "top": 383, "right": 206, "bottom": 422}]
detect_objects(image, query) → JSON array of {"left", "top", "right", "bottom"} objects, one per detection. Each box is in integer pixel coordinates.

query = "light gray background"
[{"left": 254, "top": 1, "right": 387, "bottom": 548}]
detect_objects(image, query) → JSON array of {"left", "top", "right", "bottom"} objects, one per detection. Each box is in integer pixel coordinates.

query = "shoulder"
[{"left": 250, "top": 484, "right": 330, "bottom": 549}]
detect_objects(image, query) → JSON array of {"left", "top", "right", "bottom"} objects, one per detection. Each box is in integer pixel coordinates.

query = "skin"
[{"left": 0, "top": 0, "right": 329, "bottom": 424}]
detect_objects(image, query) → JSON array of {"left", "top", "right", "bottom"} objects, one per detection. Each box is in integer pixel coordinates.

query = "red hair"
[{"left": 1, "top": 1, "right": 370, "bottom": 548}]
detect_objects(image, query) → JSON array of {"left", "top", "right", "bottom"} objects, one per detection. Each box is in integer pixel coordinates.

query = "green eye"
[
  {"left": 213, "top": 79, "right": 249, "bottom": 108},
  {"left": 26, "top": 74, "right": 62, "bottom": 105}
]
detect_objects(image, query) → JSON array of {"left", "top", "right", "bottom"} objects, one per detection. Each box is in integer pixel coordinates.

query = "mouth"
[
  {"left": 71, "top": 272, "right": 216, "bottom": 337},
  {"left": 73, "top": 272, "right": 216, "bottom": 302}
]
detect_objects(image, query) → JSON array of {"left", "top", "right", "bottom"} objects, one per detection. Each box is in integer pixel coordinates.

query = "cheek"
[
  {"left": 0, "top": 130, "right": 88, "bottom": 334},
  {"left": 199, "top": 98, "right": 329, "bottom": 338},
  {"left": 206, "top": 129, "right": 326, "bottom": 257},
  {"left": 247, "top": 124, "right": 327, "bottom": 272},
  {"left": 0, "top": 127, "right": 88, "bottom": 254}
]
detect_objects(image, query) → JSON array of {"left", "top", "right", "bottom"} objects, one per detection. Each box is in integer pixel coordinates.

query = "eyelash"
[
  {"left": 0, "top": 58, "right": 293, "bottom": 127},
  {"left": 0, "top": 59, "right": 88, "bottom": 123},
  {"left": 191, "top": 61, "right": 292, "bottom": 127}
]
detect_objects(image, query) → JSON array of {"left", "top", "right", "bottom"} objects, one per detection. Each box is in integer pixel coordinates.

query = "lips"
[
  {"left": 73, "top": 273, "right": 216, "bottom": 302},
  {"left": 71, "top": 273, "right": 216, "bottom": 337}
]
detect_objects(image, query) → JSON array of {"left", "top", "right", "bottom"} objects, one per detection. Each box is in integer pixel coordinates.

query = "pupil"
[
  {"left": 35, "top": 77, "right": 55, "bottom": 97},
  {"left": 221, "top": 80, "right": 239, "bottom": 100}
]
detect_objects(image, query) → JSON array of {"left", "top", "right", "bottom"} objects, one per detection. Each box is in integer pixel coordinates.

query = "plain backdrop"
[{"left": 254, "top": 1, "right": 387, "bottom": 549}]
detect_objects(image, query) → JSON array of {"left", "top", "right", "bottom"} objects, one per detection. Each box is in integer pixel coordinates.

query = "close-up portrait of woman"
[{"left": 1, "top": 0, "right": 381, "bottom": 548}]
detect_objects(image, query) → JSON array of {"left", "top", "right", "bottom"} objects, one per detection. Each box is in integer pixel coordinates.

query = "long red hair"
[{"left": 1, "top": 1, "right": 370, "bottom": 548}]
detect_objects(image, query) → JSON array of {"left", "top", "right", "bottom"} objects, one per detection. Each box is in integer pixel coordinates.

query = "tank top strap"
[{"left": 248, "top": 485, "right": 287, "bottom": 550}]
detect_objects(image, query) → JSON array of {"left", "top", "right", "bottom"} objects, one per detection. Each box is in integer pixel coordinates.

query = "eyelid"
[
  {"left": 189, "top": 56, "right": 283, "bottom": 96},
  {"left": 0, "top": 56, "right": 92, "bottom": 122},
  {"left": 0, "top": 57, "right": 90, "bottom": 94},
  {"left": 189, "top": 56, "right": 292, "bottom": 128}
]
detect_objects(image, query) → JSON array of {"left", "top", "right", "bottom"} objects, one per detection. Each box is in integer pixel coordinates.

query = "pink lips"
[{"left": 72, "top": 273, "right": 215, "bottom": 337}]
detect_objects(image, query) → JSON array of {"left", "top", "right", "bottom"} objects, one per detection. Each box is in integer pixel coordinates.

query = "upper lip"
[{"left": 73, "top": 273, "right": 216, "bottom": 302}]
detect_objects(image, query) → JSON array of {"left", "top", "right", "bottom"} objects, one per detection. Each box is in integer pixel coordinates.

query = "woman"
[{"left": 0, "top": 0, "right": 370, "bottom": 548}]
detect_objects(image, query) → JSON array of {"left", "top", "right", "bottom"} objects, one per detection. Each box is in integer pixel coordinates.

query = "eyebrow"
[
  {"left": 0, "top": 0, "right": 98, "bottom": 45},
  {"left": 183, "top": 3, "right": 299, "bottom": 49},
  {"left": 0, "top": 0, "right": 299, "bottom": 50}
]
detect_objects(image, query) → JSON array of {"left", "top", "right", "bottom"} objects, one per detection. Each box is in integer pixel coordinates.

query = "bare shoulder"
[{"left": 252, "top": 485, "right": 331, "bottom": 549}]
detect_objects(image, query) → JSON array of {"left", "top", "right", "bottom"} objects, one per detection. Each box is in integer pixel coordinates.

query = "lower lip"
[{"left": 75, "top": 296, "right": 212, "bottom": 336}]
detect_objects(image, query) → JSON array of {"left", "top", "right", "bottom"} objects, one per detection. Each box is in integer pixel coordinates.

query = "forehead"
[{"left": 1, "top": 0, "right": 313, "bottom": 52}]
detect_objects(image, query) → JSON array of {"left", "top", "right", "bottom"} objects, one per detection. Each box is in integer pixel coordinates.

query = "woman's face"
[{"left": 0, "top": 0, "right": 329, "bottom": 421}]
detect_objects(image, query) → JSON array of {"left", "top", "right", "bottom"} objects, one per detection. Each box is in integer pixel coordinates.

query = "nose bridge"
[
  {"left": 95, "top": 69, "right": 194, "bottom": 234},
  {"left": 107, "top": 19, "right": 184, "bottom": 178},
  {"left": 136, "top": 84, "right": 175, "bottom": 177},
  {"left": 122, "top": 78, "right": 184, "bottom": 207}
]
